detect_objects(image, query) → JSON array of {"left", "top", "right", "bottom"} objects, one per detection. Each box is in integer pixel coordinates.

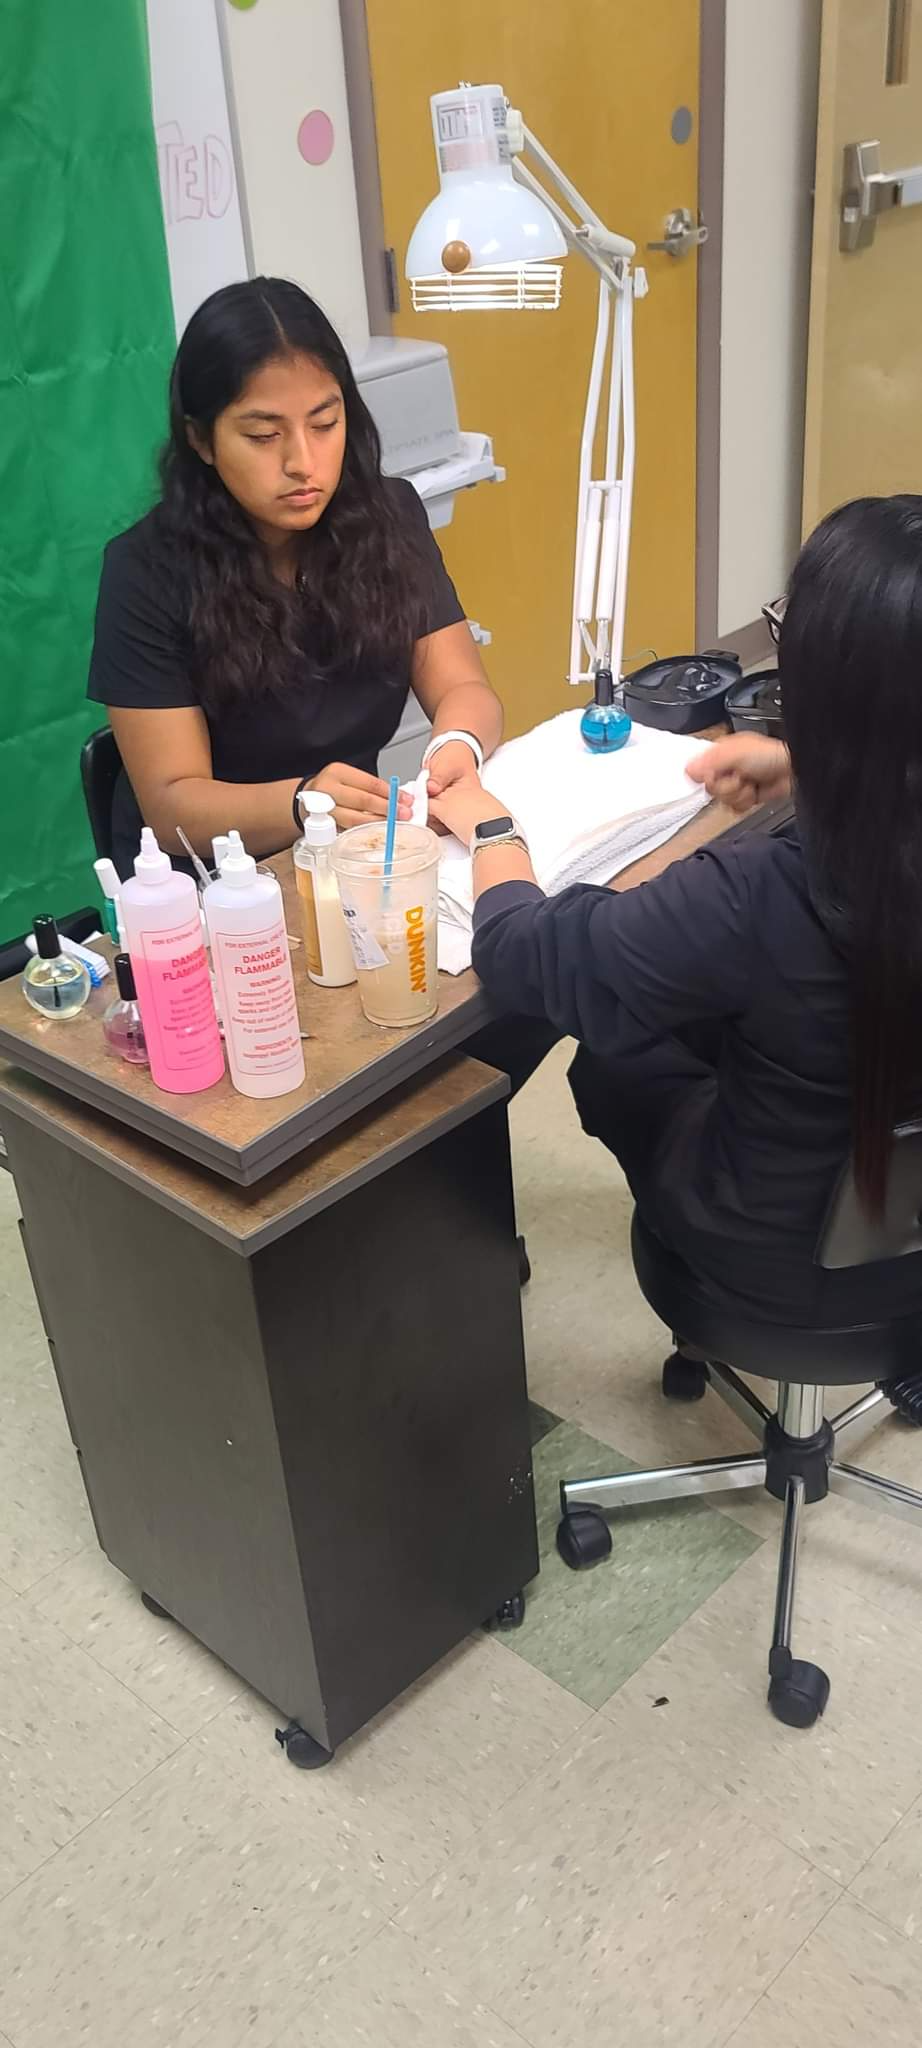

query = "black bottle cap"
[
  {"left": 114, "top": 953, "right": 137, "bottom": 1002},
  {"left": 594, "top": 666, "right": 615, "bottom": 707},
  {"left": 32, "top": 915, "right": 60, "bottom": 960}
]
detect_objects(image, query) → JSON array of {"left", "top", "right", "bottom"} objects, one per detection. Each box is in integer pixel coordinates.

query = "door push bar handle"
[{"left": 841, "top": 139, "right": 922, "bottom": 251}]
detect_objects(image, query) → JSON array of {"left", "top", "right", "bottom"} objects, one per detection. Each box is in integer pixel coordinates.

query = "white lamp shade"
[
  {"left": 406, "top": 176, "right": 566, "bottom": 277},
  {"left": 406, "top": 84, "right": 567, "bottom": 309}
]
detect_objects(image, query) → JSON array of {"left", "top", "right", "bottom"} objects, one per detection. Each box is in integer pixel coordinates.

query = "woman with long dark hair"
[
  {"left": 88, "top": 277, "right": 504, "bottom": 873},
  {"left": 428, "top": 495, "right": 922, "bottom": 1322}
]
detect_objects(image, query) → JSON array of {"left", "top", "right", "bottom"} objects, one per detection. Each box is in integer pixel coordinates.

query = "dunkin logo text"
[{"left": 405, "top": 905, "right": 427, "bottom": 993}]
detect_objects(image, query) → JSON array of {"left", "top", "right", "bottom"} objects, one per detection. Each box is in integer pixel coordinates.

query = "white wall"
[
  {"left": 144, "top": 0, "right": 370, "bottom": 352},
  {"left": 146, "top": 0, "right": 249, "bottom": 337},
  {"left": 717, "top": 0, "right": 821, "bottom": 636},
  {"left": 220, "top": 0, "right": 370, "bottom": 355}
]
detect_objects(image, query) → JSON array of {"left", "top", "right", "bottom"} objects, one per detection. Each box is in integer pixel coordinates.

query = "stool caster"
[
  {"left": 275, "top": 1721, "right": 334, "bottom": 1769},
  {"left": 140, "top": 1591, "right": 174, "bottom": 1622},
  {"left": 882, "top": 1372, "right": 922, "bottom": 1425},
  {"left": 516, "top": 1235, "right": 532, "bottom": 1287},
  {"left": 768, "top": 1658, "right": 830, "bottom": 1730},
  {"left": 485, "top": 1590, "right": 526, "bottom": 1631},
  {"left": 556, "top": 1508, "right": 612, "bottom": 1570},
  {"left": 662, "top": 1352, "right": 708, "bottom": 1402}
]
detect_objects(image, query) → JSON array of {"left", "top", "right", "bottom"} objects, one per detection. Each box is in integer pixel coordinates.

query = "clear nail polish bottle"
[
  {"left": 21, "top": 916, "right": 92, "bottom": 1019},
  {"left": 102, "top": 953, "right": 148, "bottom": 1065}
]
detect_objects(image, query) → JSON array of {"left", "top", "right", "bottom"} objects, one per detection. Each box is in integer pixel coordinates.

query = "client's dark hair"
[
  {"left": 781, "top": 494, "right": 922, "bottom": 1212},
  {"left": 158, "top": 277, "right": 424, "bottom": 703}
]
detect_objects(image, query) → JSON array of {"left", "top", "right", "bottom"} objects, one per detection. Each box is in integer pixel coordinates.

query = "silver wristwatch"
[{"left": 470, "top": 814, "right": 529, "bottom": 859}]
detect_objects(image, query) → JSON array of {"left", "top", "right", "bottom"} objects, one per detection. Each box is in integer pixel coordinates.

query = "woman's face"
[{"left": 192, "top": 352, "right": 347, "bottom": 544}]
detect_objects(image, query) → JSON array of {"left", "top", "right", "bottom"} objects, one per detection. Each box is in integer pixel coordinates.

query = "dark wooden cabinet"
[{"left": 1, "top": 1059, "right": 537, "bottom": 1758}]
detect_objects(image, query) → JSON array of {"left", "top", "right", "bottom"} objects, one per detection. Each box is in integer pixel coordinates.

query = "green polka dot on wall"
[{"left": 227, "top": 0, "right": 259, "bottom": 11}]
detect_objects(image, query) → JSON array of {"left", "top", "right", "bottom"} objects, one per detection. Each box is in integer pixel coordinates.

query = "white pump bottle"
[{"left": 293, "top": 792, "right": 357, "bottom": 988}]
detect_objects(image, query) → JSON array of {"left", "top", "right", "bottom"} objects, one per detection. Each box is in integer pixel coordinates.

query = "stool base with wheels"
[
  {"left": 558, "top": 1358, "right": 922, "bottom": 1728},
  {"left": 557, "top": 1197, "right": 922, "bottom": 1729}
]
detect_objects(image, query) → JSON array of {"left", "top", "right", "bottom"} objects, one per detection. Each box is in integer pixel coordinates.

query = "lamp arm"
[
  {"left": 511, "top": 162, "right": 624, "bottom": 290},
  {"left": 508, "top": 105, "right": 640, "bottom": 689},
  {"left": 515, "top": 119, "right": 636, "bottom": 264},
  {"left": 569, "top": 277, "right": 611, "bottom": 685}
]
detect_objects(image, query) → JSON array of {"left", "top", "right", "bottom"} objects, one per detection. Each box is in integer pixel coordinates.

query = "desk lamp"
[{"left": 406, "top": 82, "right": 647, "bottom": 745}]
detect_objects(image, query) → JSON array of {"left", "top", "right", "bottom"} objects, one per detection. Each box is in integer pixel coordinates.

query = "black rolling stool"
[{"left": 557, "top": 1124, "right": 922, "bottom": 1729}]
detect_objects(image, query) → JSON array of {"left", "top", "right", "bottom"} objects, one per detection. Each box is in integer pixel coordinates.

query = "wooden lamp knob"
[{"left": 441, "top": 239, "right": 472, "bottom": 275}]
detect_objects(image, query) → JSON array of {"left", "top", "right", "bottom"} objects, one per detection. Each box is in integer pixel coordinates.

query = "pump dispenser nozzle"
[{"left": 298, "top": 791, "right": 338, "bottom": 847}]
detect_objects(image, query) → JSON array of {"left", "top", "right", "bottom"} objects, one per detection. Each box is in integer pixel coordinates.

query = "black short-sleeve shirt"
[{"left": 87, "top": 478, "right": 465, "bottom": 873}]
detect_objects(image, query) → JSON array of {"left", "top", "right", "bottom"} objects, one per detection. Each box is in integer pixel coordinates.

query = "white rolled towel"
[{"left": 432, "top": 709, "right": 711, "bottom": 972}]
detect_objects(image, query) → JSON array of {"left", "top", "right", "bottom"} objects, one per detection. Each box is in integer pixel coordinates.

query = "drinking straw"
[{"left": 383, "top": 774, "right": 400, "bottom": 881}]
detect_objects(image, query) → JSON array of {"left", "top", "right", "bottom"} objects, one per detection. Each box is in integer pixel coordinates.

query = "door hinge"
[{"left": 383, "top": 247, "right": 400, "bottom": 314}]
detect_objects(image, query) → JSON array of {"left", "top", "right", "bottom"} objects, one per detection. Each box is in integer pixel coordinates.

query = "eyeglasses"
[{"left": 761, "top": 594, "right": 787, "bottom": 646}]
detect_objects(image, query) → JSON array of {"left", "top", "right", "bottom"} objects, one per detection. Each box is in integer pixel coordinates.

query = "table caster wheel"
[
  {"left": 662, "top": 1352, "right": 708, "bottom": 1402},
  {"left": 556, "top": 1508, "right": 612, "bottom": 1569},
  {"left": 141, "top": 1591, "right": 174, "bottom": 1621},
  {"left": 274, "top": 1721, "right": 334, "bottom": 1769},
  {"left": 485, "top": 1590, "right": 526, "bottom": 1631},
  {"left": 516, "top": 1236, "right": 532, "bottom": 1287},
  {"left": 768, "top": 1659, "right": 830, "bottom": 1729}
]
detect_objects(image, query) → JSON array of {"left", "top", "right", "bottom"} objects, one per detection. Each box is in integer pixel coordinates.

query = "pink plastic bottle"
[
  {"left": 203, "top": 830, "right": 305, "bottom": 1099},
  {"left": 120, "top": 829, "right": 225, "bottom": 1095}
]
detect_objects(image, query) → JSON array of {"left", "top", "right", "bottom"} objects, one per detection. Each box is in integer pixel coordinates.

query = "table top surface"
[
  {"left": 0, "top": 1053, "right": 506, "bottom": 1254},
  {"left": 0, "top": 778, "right": 738, "bottom": 1185}
]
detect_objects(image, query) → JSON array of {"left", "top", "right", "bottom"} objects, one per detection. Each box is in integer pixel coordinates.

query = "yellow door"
[
  {"left": 365, "top": 1, "right": 701, "bottom": 735},
  {"left": 804, "top": 0, "right": 922, "bottom": 527}
]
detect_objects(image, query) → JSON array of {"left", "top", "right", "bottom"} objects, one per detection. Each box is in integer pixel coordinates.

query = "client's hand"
[
  {"left": 426, "top": 739, "right": 483, "bottom": 797},
  {"left": 309, "top": 763, "right": 412, "bottom": 832},
  {"left": 687, "top": 734, "right": 791, "bottom": 814},
  {"left": 429, "top": 775, "right": 505, "bottom": 844}
]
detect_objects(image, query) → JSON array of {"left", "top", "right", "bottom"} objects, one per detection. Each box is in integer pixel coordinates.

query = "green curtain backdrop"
[{"left": 0, "top": 0, "right": 174, "bottom": 938}]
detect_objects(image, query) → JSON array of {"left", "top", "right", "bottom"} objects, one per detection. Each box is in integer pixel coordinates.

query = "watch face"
[{"left": 475, "top": 815, "right": 515, "bottom": 842}]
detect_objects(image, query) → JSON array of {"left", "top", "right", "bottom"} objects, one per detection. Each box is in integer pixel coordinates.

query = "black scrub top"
[
  {"left": 87, "top": 478, "right": 465, "bottom": 875},
  {"left": 471, "top": 819, "right": 922, "bottom": 1327}
]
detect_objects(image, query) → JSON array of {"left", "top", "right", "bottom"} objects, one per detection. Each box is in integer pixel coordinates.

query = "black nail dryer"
[
  {"left": 623, "top": 651, "right": 742, "bottom": 734},
  {"left": 725, "top": 666, "right": 785, "bottom": 739}
]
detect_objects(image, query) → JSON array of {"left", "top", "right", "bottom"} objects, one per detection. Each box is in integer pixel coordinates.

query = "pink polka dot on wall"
[{"left": 297, "top": 110, "right": 335, "bottom": 167}]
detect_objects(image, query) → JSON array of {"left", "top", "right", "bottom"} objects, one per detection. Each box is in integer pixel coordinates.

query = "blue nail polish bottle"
[{"left": 580, "top": 666, "right": 632, "bottom": 753}]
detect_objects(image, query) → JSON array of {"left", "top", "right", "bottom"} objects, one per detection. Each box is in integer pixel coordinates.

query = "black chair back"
[
  {"left": 80, "top": 726, "right": 123, "bottom": 861},
  {"left": 819, "top": 1122, "right": 922, "bottom": 1269}
]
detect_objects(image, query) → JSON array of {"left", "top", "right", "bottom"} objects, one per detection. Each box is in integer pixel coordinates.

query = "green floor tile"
[
  {"left": 502, "top": 1419, "right": 762, "bottom": 1709},
  {"left": 528, "top": 1400, "right": 561, "bottom": 1448}
]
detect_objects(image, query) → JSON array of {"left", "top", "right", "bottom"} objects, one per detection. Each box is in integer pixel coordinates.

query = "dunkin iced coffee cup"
[{"left": 331, "top": 822, "right": 440, "bottom": 1027}]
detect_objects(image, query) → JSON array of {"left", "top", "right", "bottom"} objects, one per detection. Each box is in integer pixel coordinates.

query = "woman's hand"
[
  {"left": 429, "top": 775, "right": 506, "bottom": 844},
  {"left": 687, "top": 734, "right": 791, "bottom": 815},
  {"left": 309, "top": 763, "right": 412, "bottom": 832},
  {"left": 425, "top": 739, "right": 483, "bottom": 799}
]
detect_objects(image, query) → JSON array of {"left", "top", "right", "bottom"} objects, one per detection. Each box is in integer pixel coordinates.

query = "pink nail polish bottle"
[{"left": 102, "top": 954, "right": 149, "bottom": 1066}]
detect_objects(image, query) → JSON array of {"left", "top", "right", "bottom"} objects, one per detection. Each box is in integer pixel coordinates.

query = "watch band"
[
  {"left": 422, "top": 729, "right": 485, "bottom": 775},
  {"left": 470, "top": 819, "right": 529, "bottom": 860},
  {"left": 292, "top": 776, "right": 310, "bottom": 830}
]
